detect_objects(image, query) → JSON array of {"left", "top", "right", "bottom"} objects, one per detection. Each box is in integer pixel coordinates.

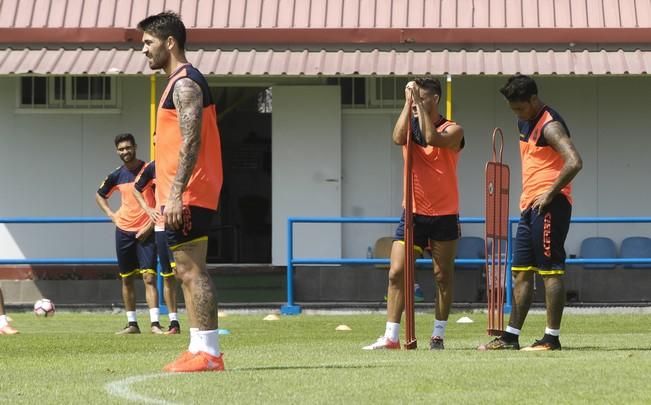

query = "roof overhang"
[
  {"left": 1, "top": 48, "right": 649, "bottom": 76},
  {"left": 2, "top": 27, "right": 651, "bottom": 45}
]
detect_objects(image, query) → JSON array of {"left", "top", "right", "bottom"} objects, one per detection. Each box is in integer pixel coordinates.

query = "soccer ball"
[{"left": 33, "top": 298, "right": 55, "bottom": 317}]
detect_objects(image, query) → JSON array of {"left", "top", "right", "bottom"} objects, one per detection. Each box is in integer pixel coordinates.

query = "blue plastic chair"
[
  {"left": 579, "top": 237, "right": 617, "bottom": 270},
  {"left": 620, "top": 236, "right": 651, "bottom": 269},
  {"left": 455, "top": 236, "right": 485, "bottom": 270}
]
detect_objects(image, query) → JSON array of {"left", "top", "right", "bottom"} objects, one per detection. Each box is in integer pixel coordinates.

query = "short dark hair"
[
  {"left": 414, "top": 77, "right": 442, "bottom": 97},
  {"left": 499, "top": 74, "right": 538, "bottom": 102},
  {"left": 137, "top": 11, "right": 186, "bottom": 51},
  {"left": 114, "top": 133, "right": 136, "bottom": 147}
]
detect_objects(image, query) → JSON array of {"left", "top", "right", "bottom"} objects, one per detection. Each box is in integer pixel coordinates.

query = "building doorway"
[{"left": 207, "top": 86, "right": 272, "bottom": 263}]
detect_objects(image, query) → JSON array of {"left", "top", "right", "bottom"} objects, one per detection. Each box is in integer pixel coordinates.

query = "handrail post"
[
  {"left": 504, "top": 217, "right": 516, "bottom": 314},
  {"left": 157, "top": 261, "right": 168, "bottom": 315},
  {"left": 281, "top": 217, "right": 301, "bottom": 315}
]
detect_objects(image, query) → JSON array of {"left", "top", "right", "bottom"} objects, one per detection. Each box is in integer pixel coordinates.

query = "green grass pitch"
[{"left": 2, "top": 311, "right": 651, "bottom": 404}]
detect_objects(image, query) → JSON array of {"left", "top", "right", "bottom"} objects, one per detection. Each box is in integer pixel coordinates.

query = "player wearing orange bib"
[
  {"left": 134, "top": 160, "right": 181, "bottom": 335},
  {"left": 363, "top": 77, "right": 465, "bottom": 351},
  {"left": 96, "top": 133, "right": 163, "bottom": 335},
  {"left": 480, "top": 75, "right": 582, "bottom": 351},
  {"left": 138, "top": 11, "right": 224, "bottom": 372}
]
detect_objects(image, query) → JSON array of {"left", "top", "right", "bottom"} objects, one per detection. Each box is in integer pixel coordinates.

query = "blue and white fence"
[
  {"left": 0, "top": 216, "right": 168, "bottom": 312},
  {"left": 281, "top": 216, "right": 651, "bottom": 315}
]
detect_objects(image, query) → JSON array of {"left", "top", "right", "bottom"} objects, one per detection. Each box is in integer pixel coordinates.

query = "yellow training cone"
[
  {"left": 335, "top": 324, "right": 352, "bottom": 331},
  {"left": 263, "top": 314, "right": 280, "bottom": 321}
]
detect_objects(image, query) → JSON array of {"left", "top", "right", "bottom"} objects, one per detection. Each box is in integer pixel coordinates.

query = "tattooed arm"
[
  {"left": 165, "top": 77, "right": 203, "bottom": 230},
  {"left": 530, "top": 121, "right": 583, "bottom": 213}
]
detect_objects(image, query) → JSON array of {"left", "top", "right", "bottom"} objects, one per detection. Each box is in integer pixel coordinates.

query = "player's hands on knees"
[{"left": 164, "top": 197, "right": 184, "bottom": 230}]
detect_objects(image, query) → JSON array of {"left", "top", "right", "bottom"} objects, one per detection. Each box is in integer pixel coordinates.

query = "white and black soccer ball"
[{"left": 33, "top": 298, "right": 55, "bottom": 317}]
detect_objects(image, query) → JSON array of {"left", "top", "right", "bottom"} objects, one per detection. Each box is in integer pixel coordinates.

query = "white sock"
[
  {"left": 384, "top": 322, "right": 400, "bottom": 342},
  {"left": 0, "top": 315, "right": 8, "bottom": 328},
  {"left": 188, "top": 328, "right": 200, "bottom": 353},
  {"left": 545, "top": 327, "right": 560, "bottom": 337},
  {"left": 505, "top": 326, "right": 521, "bottom": 336},
  {"left": 168, "top": 312, "right": 178, "bottom": 322},
  {"left": 432, "top": 320, "right": 448, "bottom": 339},
  {"left": 195, "top": 329, "right": 221, "bottom": 357},
  {"left": 126, "top": 311, "right": 137, "bottom": 323},
  {"left": 149, "top": 308, "right": 160, "bottom": 323}
]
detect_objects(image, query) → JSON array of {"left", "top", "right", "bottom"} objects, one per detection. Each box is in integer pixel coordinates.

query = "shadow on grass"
[
  {"left": 231, "top": 364, "right": 390, "bottom": 372},
  {"left": 569, "top": 346, "right": 651, "bottom": 351}
]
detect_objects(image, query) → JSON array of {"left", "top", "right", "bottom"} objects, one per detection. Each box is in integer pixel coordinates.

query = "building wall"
[
  {"left": 341, "top": 76, "right": 651, "bottom": 259},
  {"left": 0, "top": 75, "right": 650, "bottom": 264},
  {"left": 0, "top": 76, "right": 152, "bottom": 260}
]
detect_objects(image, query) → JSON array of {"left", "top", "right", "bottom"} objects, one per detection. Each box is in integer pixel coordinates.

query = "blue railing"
[
  {"left": 0, "top": 217, "right": 167, "bottom": 312},
  {"left": 282, "top": 216, "right": 489, "bottom": 315},
  {"left": 281, "top": 216, "right": 651, "bottom": 315}
]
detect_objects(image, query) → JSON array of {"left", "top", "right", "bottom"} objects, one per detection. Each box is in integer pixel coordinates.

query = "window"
[
  {"left": 327, "top": 77, "right": 366, "bottom": 106},
  {"left": 369, "top": 77, "right": 410, "bottom": 107},
  {"left": 327, "top": 77, "right": 415, "bottom": 109},
  {"left": 18, "top": 76, "right": 120, "bottom": 111}
]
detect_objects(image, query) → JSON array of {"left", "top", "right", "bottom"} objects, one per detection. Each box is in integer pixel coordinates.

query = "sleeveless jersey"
[
  {"left": 518, "top": 105, "right": 573, "bottom": 211},
  {"left": 155, "top": 64, "right": 223, "bottom": 211},
  {"left": 403, "top": 116, "right": 464, "bottom": 216}
]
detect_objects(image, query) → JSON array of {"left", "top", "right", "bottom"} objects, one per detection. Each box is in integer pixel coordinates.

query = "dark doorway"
[{"left": 207, "top": 86, "right": 272, "bottom": 263}]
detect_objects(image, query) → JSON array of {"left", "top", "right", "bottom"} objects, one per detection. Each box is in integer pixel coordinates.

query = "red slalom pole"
[
  {"left": 404, "top": 99, "right": 417, "bottom": 350},
  {"left": 485, "top": 128, "right": 510, "bottom": 336}
]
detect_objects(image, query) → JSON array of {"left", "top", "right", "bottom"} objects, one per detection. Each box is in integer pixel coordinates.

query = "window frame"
[{"left": 16, "top": 75, "right": 121, "bottom": 113}]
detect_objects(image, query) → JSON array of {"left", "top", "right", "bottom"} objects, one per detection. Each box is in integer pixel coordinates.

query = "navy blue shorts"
[
  {"left": 115, "top": 228, "right": 156, "bottom": 278},
  {"left": 155, "top": 230, "right": 176, "bottom": 277},
  {"left": 512, "top": 194, "right": 572, "bottom": 275},
  {"left": 394, "top": 210, "right": 460, "bottom": 251},
  {"left": 162, "top": 205, "right": 216, "bottom": 249}
]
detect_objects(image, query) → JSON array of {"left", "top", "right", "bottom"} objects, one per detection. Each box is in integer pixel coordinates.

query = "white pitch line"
[{"left": 104, "top": 373, "right": 181, "bottom": 405}]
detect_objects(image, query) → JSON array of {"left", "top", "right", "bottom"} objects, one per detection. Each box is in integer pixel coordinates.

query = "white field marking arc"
[{"left": 105, "top": 373, "right": 182, "bottom": 404}]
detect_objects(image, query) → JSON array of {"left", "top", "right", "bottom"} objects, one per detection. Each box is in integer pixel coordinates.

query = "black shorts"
[
  {"left": 155, "top": 230, "right": 176, "bottom": 277},
  {"left": 162, "top": 205, "right": 216, "bottom": 250},
  {"left": 512, "top": 194, "right": 572, "bottom": 275},
  {"left": 394, "top": 210, "right": 460, "bottom": 252},
  {"left": 115, "top": 228, "right": 156, "bottom": 278}
]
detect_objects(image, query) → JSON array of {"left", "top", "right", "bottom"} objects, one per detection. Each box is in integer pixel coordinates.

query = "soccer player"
[
  {"left": 479, "top": 75, "right": 582, "bottom": 351},
  {"left": 363, "top": 77, "right": 465, "bottom": 351},
  {"left": 0, "top": 288, "right": 18, "bottom": 335},
  {"left": 133, "top": 160, "right": 181, "bottom": 334},
  {"left": 138, "top": 12, "right": 224, "bottom": 372},
  {"left": 96, "top": 133, "right": 165, "bottom": 335}
]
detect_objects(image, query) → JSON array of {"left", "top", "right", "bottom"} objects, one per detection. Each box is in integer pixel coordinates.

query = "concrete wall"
[
  {"left": 0, "top": 76, "right": 153, "bottom": 260},
  {"left": 1, "top": 75, "right": 650, "bottom": 265},
  {"left": 341, "top": 76, "right": 651, "bottom": 259}
]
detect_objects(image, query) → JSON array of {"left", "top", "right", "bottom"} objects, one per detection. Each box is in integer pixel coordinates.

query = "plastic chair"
[
  {"left": 456, "top": 236, "right": 485, "bottom": 270},
  {"left": 579, "top": 237, "right": 617, "bottom": 270},
  {"left": 620, "top": 236, "right": 651, "bottom": 269}
]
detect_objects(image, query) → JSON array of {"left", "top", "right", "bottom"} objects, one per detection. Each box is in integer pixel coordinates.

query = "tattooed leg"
[{"left": 172, "top": 239, "right": 218, "bottom": 330}]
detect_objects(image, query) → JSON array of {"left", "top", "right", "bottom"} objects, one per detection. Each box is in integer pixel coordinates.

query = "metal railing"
[
  {"left": 0, "top": 217, "right": 168, "bottom": 312},
  {"left": 281, "top": 216, "right": 486, "bottom": 314},
  {"left": 281, "top": 216, "right": 651, "bottom": 315}
]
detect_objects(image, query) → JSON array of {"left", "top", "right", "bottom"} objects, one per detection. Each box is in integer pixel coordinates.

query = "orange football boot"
[
  {"left": 163, "top": 351, "right": 195, "bottom": 371},
  {"left": 166, "top": 352, "right": 224, "bottom": 373}
]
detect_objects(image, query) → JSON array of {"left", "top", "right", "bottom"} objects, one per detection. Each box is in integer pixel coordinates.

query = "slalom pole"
[
  {"left": 404, "top": 99, "right": 417, "bottom": 350},
  {"left": 485, "top": 128, "right": 510, "bottom": 335}
]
